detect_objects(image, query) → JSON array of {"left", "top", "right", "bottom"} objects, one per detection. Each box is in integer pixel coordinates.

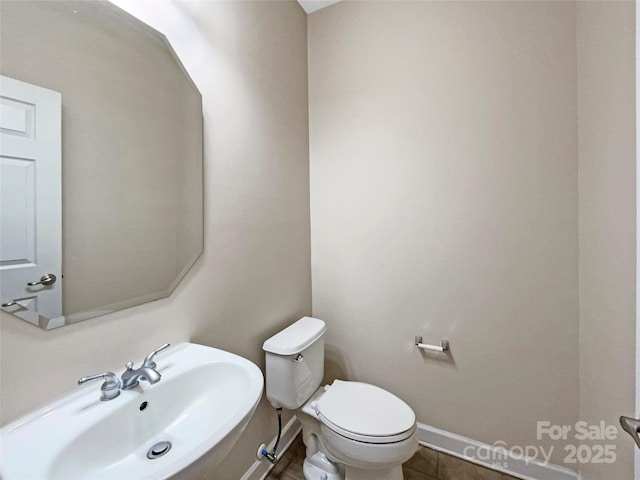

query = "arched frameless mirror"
[{"left": 0, "top": 0, "right": 204, "bottom": 329}]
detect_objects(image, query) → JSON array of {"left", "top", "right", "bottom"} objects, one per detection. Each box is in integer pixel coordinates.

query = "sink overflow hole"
[
  {"left": 147, "top": 441, "right": 172, "bottom": 459},
  {"left": 139, "top": 401, "right": 148, "bottom": 411}
]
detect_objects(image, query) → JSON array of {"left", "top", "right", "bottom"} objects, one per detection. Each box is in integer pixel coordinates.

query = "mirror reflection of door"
[{"left": 0, "top": 75, "right": 62, "bottom": 328}]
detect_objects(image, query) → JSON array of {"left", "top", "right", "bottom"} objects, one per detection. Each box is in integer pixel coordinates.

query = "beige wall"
[
  {"left": 309, "top": 1, "right": 579, "bottom": 465},
  {"left": 0, "top": 1, "right": 309, "bottom": 479},
  {"left": 577, "top": 2, "right": 636, "bottom": 479},
  {"left": 1, "top": 1, "right": 636, "bottom": 479}
]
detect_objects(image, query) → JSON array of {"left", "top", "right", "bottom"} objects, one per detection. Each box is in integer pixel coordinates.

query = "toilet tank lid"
[{"left": 263, "top": 317, "right": 327, "bottom": 355}]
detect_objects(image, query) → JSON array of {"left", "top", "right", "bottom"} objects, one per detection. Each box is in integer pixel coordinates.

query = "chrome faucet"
[
  {"left": 121, "top": 343, "right": 171, "bottom": 390},
  {"left": 78, "top": 343, "right": 171, "bottom": 399},
  {"left": 121, "top": 363, "right": 161, "bottom": 390}
]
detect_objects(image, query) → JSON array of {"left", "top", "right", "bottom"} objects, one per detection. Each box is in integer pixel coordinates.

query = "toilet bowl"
[{"left": 263, "top": 317, "right": 418, "bottom": 480}]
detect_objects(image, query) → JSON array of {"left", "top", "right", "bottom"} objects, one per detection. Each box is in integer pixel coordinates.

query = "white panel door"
[{"left": 0, "top": 75, "right": 62, "bottom": 324}]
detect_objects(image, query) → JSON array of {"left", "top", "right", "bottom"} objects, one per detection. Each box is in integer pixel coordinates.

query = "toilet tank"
[{"left": 263, "top": 317, "right": 327, "bottom": 409}]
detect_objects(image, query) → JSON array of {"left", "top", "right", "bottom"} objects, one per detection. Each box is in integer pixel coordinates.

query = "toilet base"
[
  {"left": 344, "top": 465, "right": 403, "bottom": 480},
  {"left": 303, "top": 452, "right": 342, "bottom": 480}
]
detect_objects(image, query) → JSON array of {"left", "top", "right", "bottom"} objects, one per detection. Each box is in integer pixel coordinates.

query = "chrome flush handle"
[{"left": 27, "top": 273, "right": 57, "bottom": 286}]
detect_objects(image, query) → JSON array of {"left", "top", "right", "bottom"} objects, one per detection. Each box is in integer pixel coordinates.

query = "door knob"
[
  {"left": 27, "top": 273, "right": 57, "bottom": 286},
  {"left": 620, "top": 416, "right": 640, "bottom": 450}
]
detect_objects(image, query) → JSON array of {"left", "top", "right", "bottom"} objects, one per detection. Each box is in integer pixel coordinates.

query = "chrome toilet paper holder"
[{"left": 414, "top": 336, "right": 449, "bottom": 352}]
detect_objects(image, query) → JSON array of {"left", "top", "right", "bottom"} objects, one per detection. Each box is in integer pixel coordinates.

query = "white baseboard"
[
  {"left": 240, "top": 416, "right": 303, "bottom": 480},
  {"left": 417, "top": 423, "right": 581, "bottom": 480},
  {"left": 240, "top": 418, "right": 581, "bottom": 480}
]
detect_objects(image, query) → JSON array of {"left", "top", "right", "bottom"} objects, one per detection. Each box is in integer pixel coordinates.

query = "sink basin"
[{"left": 0, "top": 343, "right": 263, "bottom": 479}]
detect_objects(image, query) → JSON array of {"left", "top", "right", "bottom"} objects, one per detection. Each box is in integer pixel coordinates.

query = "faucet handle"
[
  {"left": 142, "top": 343, "right": 171, "bottom": 369},
  {"left": 78, "top": 372, "right": 121, "bottom": 401}
]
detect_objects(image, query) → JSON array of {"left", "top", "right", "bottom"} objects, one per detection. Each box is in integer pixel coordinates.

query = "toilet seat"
[{"left": 315, "top": 380, "right": 416, "bottom": 444}]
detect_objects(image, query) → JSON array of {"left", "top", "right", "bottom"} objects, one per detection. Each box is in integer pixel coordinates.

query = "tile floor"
[{"left": 266, "top": 434, "right": 525, "bottom": 480}]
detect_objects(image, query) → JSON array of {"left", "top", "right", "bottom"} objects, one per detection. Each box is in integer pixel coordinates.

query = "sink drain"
[{"left": 147, "top": 441, "right": 172, "bottom": 459}]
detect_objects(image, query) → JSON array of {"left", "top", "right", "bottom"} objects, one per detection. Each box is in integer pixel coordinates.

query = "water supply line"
[{"left": 261, "top": 407, "right": 283, "bottom": 464}]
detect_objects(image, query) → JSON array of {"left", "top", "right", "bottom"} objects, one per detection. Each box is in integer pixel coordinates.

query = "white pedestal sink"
[{"left": 0, "top": 343, "right": 264, "bottom": 479}]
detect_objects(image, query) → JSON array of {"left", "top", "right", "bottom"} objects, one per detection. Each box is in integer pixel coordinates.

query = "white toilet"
[{"left": 263, "top": 317, "right": 418, "bottom": 480}]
